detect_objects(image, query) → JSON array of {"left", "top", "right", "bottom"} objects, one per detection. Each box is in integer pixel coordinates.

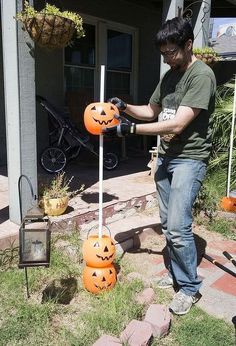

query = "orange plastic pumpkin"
[
  {"left": 82, "top": 234, "right": 116, "bottom": 267},
  {"left": 83, "top": 264, "right": 117, "bottom": 294},
  {"left": 84, "top": 102, "right": 119, "bottom": 135},
  {"left": 220, "top": 197, "right": 236, "bottom": 212}
]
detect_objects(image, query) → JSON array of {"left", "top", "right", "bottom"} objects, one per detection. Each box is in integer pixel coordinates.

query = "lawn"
[{"left": 0, "top": 229, "right": 235, "bottom": 346}]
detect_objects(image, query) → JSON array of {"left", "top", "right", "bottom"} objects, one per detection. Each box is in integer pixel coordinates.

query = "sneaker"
[
  {"left": 169, "top": 291, "right": 201, "bottom": 315},
  {"left": 156, "top": 274, "right": 174, "bottom": 288}
]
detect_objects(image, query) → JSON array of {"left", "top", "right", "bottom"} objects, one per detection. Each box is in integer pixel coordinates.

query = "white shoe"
[
  {"left": 169, "top": 291, "right": 201, "bottom": 315},
  {"left": 156, "top": 274, "right": 174, "bottom": 289}
]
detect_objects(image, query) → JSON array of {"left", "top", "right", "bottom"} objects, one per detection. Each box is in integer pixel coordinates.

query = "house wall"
[{"left": 35, "top": 0, "right": 162, "bottom": 154}]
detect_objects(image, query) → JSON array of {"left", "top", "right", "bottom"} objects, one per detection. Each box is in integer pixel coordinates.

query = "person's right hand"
[
  {"left": 108, "top": 97, "right": 127, "bottom": 111},
  {"left": 102, "top": 114, "right": 136, "bottom": 137}
]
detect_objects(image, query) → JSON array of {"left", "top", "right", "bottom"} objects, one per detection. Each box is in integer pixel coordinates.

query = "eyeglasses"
[{"left": 160, "top": 47, "right": 179, "bottom": 58}]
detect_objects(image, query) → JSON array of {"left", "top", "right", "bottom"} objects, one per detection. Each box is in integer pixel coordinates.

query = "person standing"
[{"left": 103, "top": 16, "right": 216, "bottom": 315}]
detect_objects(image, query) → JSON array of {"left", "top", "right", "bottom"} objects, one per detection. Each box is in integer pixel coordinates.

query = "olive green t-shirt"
[{"left": 149, "top": 60, "right": 216, "bottom": 161}]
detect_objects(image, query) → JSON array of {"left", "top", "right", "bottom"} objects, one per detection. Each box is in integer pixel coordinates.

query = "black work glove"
[
  {"left": 102, "top": 114, "right": 136, "bottom": 137},
  {"left": 108, "top": 97, "right": 127, "bottom": 111}
]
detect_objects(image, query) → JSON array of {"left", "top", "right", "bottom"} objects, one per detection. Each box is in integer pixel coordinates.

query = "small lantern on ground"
[
  {"left": 19, "top": 205, "right": 51, "bottom": 268},
  {"left": 18, "top": 175, "right": 52, "bottom": 298}
]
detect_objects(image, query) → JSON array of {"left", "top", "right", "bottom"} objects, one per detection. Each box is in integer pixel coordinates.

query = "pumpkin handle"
[{"left": 86, "top": 225, "right": 111, "bottom": 239}]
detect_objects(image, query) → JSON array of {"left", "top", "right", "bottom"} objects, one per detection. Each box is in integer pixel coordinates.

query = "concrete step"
[
  {"left": 0, "top": 192, "right": 159, "bottom": 251},
  {"left": 51, "top": 192, "right": 158, "bottom": 234}
]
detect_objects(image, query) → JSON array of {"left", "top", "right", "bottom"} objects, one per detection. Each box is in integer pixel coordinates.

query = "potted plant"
[
  {"left": 42, "top": 171, "right": 84, "bottom": 216},
  {"left": 16, "top": 1, "right": 85, "bottom": 49},
  {"left": 193, "top": 47, "right": 220, "bottom": 67}
]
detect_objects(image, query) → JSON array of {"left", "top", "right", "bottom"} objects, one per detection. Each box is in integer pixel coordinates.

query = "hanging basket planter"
[
  {"left": 193, "top": 47, "right": 220, "bottom": 68},
  {"left": 16, "top": 1, "right": 85, "bottom": 50},
  {"left": 23, "top": 14, "right": 76, "bottom": 49}
]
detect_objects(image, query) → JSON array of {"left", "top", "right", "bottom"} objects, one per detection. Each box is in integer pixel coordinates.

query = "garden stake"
[
  {"left": 203, "top": 254, "right": 236, "bottom": 278},
  {"left": 226, "top": 74, "right": 236, "bottom": 199},
  {"left": 25, "top": 267, "right": 30, "bottom": 299},
  {"left": 18, "top": 174, "right": 36, "bottom": 299},
  {"left": 98, "top": 65, "right": 105, "bottom": 239},
  {"left": 221, "top": 75, "right": 236, "bottom": 212},
  {"left": 223, "top": 251, "right": 236, "bottom": 268}
]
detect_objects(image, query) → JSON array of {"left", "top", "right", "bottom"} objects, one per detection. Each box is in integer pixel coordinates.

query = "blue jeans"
[{"left": 155, "top": 156, "right": 207, "bottom": 296}]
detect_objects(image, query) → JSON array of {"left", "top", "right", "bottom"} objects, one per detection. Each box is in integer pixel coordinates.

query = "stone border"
[
  {"left": 51, "top": 192, "right": 157, "bottom": 234},
  {"left": 0, "top": 192, "right": 157, "bottom": 251}
]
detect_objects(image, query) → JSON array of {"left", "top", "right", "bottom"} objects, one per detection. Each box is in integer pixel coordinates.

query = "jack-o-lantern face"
[
  {"left": 82, "top": 235, "right": 116, "bottom": 268},
  {"left": 84, "top": 102, "right": 119, "bottom": 135},
  {"left": 83, "top": 264, "right": 117, "bottom": 294},
  {"left": 220, "top": 197, "right": 236, "bottom": 212}
]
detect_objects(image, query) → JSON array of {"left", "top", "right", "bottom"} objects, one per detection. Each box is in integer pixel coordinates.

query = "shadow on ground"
[
  {"left": 115, "top": 222, "right": 207, "bottom": 272},
  {"left": 42, "top": 277, "right": 78, "bottom": 305}
]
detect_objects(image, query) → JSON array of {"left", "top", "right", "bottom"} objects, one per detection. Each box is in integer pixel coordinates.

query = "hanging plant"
[
  {"left": 193, "top": 47, "right": 220, "bottom": 67},
  {"left": 16, "top": 1, "right": 85, "bottom": 49}
]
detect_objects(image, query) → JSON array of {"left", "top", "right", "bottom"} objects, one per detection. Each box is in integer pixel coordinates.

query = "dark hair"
[{"left": 155, "top": 17, "right": 194, "bottom": 48}]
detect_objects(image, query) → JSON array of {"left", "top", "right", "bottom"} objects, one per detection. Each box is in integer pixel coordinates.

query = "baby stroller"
[{"left": 37, "top": 95, "right": 119, "bottom": 173}]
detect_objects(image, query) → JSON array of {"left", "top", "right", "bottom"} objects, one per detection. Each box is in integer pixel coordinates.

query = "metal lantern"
[
  {"left": 19, "top": 205, "right": 51, "bottom": 268},
  {"left": 18, "top": 174, "right": 52, "bottom": 298}
]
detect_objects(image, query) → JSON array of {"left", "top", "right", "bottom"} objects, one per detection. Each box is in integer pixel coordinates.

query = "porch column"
[
  {"left": 160, "top": 0, "right": 184, "bottom": 76},
  {"left": 1, "top": 0, "right": 37, "bottom": 224},
  {"left": 189, "top": 0, "right": 212, "bottom": 48}
]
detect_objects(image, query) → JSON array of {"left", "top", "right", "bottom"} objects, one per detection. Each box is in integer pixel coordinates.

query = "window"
[
  {"left": 64, "top": 24, "right": 95, "bottom": 127},
  {"left": 107, "top": 30, "right": 132, "bottom": 71},
  {"left": 65, "top": 23, "right": 95, "bottom": 90},
  {"left": 106, "top": 30, "right": 133, "bottom": 99},
  {"left": 64, "top": 18, "right": 137, "bottom": 127}
]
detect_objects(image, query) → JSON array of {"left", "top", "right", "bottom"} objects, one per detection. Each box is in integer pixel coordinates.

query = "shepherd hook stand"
[{"left": 18, "top": 174, "right": 37, "bottom": 298}]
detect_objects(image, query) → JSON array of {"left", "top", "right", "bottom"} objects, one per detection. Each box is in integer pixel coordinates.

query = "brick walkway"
[
  {"left": 92, "top": 215, "right": 236, "bottom": 345},
  {"left": 111, "top": 216, "right": 236, "bottom": 324},
  {"left": 199, "top": 240, "right": 236, "bottom": 297}
]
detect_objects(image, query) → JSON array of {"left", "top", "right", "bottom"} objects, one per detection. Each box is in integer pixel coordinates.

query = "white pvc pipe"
[
  {"left": 98, "top": 65, "right": 105, "bottom": 238},
  {"left": 227, "top": 75, "right": 236, "bottom": 197}
]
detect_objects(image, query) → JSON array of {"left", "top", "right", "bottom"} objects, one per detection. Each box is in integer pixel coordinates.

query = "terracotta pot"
[
  {"left": 196, "top": 55, "right": 218, "bottom": 68},
  {"left": 43, "top": 196, "right": 69, "bottom": 216}
]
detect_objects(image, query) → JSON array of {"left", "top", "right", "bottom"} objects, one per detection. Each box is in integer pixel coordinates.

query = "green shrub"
[{"left": 209, "top": 80, "right": 236, "bottom": 189}]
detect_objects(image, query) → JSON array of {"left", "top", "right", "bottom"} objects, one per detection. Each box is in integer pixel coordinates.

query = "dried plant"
[
  {"left": 0, "top": 243, "right": 19, "bottom": 270},
  {"left": 42, "top": 171, "right": 84, "bottom": 199}
]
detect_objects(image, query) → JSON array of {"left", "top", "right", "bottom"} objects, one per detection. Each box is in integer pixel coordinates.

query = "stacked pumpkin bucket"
[{"left": 82, "top": 233, "right": 117, "bottom": 294}]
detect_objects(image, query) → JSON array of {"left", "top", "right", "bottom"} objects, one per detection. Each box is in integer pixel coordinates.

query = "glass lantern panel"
[{"left": 21, "top": 229, "right": 47, "bottom": 262}]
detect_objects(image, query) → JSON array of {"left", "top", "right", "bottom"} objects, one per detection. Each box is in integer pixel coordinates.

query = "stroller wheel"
[
  {"left": 40, "top": 146, "right": 67, "bottom": 173},
  {"left": 103, "top": 152, "right": 119, "bottom": 170}
]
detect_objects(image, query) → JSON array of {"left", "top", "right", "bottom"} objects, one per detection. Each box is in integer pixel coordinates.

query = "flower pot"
[
  {"left": 43, "top": 196, "right": 69, "bottom": 216},
  {"left": 23, "top": 14, "right": 75, "bottom": 49}
]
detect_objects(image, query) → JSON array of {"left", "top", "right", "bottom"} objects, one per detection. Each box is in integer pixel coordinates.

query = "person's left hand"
[{"left": 102, "top": 114, "right": 136, "bottom": 137}]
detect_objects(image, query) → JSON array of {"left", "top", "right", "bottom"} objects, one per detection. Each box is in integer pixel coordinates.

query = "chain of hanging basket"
[{"left": 23, "top": 14, "right": 76, "bottom": 49}]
